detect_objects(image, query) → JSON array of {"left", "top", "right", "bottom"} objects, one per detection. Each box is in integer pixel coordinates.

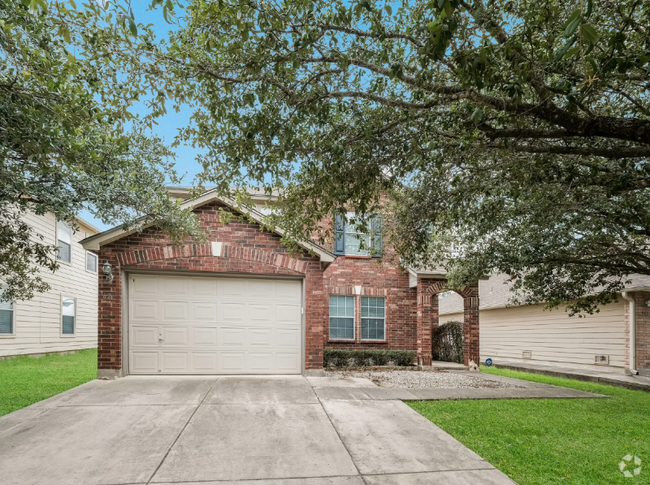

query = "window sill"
[
  {"left": 328, "top": 339, "right": 357, "bottom": 343},
  {"left": 0, "top": 335, "right": 16, "bottom": 339},
  {"left": 340, "top": 255, "right": 372, "bottom": 259},
  {"left": 359, "top": 340, "right": 387, "bottom": 344}
]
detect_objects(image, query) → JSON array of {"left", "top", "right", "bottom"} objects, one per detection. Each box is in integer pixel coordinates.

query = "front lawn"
[
  {"left": 0, "top": 349, "right": 97, "bottom": 416},
  {"left": 409, "top": 367, "right": 650, "bottom": 485}
]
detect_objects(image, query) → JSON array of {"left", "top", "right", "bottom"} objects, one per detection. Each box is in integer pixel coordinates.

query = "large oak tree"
[{"left": 0, "top": 0, "right": 202, "bottom": 301}]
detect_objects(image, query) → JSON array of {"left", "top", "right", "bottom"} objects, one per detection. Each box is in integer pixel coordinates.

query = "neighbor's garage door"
[{"left": 127, "top": 274, "right": 302, "bottom": 375}]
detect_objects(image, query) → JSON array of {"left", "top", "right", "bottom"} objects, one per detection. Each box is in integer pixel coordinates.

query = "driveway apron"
[{"left": 0, "top": 376, "right": 516, "bottom": 485}]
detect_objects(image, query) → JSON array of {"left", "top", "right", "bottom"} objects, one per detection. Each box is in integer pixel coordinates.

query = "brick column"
[
  {"left": 416, "top": 279, "right": 434, "bottom": 365},
  {"left": 459, "top": 286, "right": 480, "bottom": 366},
  {"left": 630, "top": 292, "right": 650, "bottom": 375}
]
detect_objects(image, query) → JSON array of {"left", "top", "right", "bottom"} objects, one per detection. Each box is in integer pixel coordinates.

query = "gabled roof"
[{"left": 80, "top": 189, "right": 336, "bottom": 263}]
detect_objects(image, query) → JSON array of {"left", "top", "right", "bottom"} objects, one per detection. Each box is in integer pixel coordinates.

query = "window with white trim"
[
  {"left": 57, "top": 221, "right": 72, "bottom": 263},
  {"left": 329, "top": 295, "right": 355, "bottom": 340},
  {"left": 86, "top": 252, "right": 98, "bottom": 272},
  {"left": 0, "top": 289, "right": 14, "bottom": 335},
  {"left": 61, "top": 296, "right": 76, "bottom": 335},
  {"left": 361, "top": 297, "right": 386, "bottom": 341}
]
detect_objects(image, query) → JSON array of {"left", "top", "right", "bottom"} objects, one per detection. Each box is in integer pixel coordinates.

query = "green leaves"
[
  {"left": 580, "top": 23, "right": 600, "bottom": 45},
  {"left": 564, "top": 10, "right": 581, "bottom": 37}
]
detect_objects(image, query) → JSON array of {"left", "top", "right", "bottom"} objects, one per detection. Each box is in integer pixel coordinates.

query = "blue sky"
[{"left": 80, "top": 1, "right": 203, "bottom": 230}]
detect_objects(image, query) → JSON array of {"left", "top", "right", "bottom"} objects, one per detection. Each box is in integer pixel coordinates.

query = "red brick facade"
[
  {"left": 323, "top": 256, "right": 418, "bottom": 352},
  {"left": 95, "top": 198, "right": 481, "bottom": 374},
  {"left": 97, "top": 201, "right": 325, "bottom": 374}
]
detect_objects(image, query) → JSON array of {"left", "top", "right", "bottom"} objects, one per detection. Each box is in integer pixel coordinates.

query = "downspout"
[{"left": 621, "top": 292, "right": 639, "bottom": 375}]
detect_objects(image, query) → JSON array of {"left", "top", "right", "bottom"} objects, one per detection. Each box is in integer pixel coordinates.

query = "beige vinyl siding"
[
  {"left": 439, "top": 301, "right": 626, "bottom": 368},
  {"left": 0, "top": 212, "right": 98, "bottom": 357}
]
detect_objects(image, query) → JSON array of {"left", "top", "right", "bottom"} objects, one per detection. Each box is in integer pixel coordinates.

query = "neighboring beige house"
[
  {"left": 439, "top": 274, "right": 650, "bottom": 376},
  {"left": 0, "top": 212, "right": 100, "bottom": 357}
]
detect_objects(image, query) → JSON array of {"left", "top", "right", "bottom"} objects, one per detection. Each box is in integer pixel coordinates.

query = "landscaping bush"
[
  {"left": 432, "top": 321, "right": 464, "bottom": 363},
  {"left": 323, "top": 349, "right": 416, "bottom": 368}
]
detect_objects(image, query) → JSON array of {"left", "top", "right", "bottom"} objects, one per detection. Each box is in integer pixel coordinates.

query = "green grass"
[
  {"left": 0, "top": 349, "right": 97, "bottom": 416},
  {"left": 409, "top": 366, "right": 650, "bottom": 485}
]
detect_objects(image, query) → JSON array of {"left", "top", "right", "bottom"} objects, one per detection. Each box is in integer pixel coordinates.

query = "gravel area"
[{"left": 325, "top": 369, "right": 524, "bottom": 389}]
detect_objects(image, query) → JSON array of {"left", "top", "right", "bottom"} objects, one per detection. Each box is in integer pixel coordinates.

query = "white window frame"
[
  {"left": 61, "top": 295, "right": 76, "bottom": 337},
  {"left": 86, "top": 251, "right": 98, "bottom": 273},
  {"left": 0, "top": 289, "right": 15, "bottom": 337},
  {"left": 344, "top": 212, "right": 374, "bottom": 256},
  {"left": 56, "top": 220, "right": 72, "bottom": 265},
  {"left": 329, "top": 295, "right": 356, "bottom": 341},
  {"left": 360, "top": 296, "right": 386, "bottom": 341}
]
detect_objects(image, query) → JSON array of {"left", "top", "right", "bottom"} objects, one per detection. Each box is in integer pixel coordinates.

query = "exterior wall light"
[{"left": 102, "top": 261, "right": 114, "bottom": 282}]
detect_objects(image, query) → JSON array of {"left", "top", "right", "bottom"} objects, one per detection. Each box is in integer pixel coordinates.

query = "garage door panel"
[
  {"left": 248, "top": 352, "right": 274, "bottom": 371},
  {"left": 218, "top": 279, "right": 248, "bottom": 298},
  {"left": 191, "top": 278, "right": 218, "bottom": 297},
  {"left": 162, "top": 277, "right": 189, "bottom": 297},
  {"left": 192, "top": 353, "right": 218, "bottom": 371},
  {"left": 276, "top": 329, "right": 301, "bottom": 347},
  {"left": 162, "top": 327, "right": 188, "bottom": 346},
  {"left": 129, "top": 275, "right": 302, "bottom": 375},
  {"left": 277, "top": 352, "right": 301, "bottom": 372},
  {"left": 130, "top": 352, "right": 159, "bottom": 373},
  {"left": 276, "top": 280, "right": 301, "bottom": 300},
  {"left": 249, "top": 304, "right": 274, "bottom": 322},
  {"left": 193, "top": 303, "right": 217, "bottom": 321},
  {"left": 162, "top": 301, "right": 190, "bottom": 321},
  {"left": 220, "top": 327, "right": 246, "bottom": 347},
  {"left": 192, "top": 327, "right": 218, "bottom": 346},
  {"left": 131, "top": 325, "right": 159, "bottom": 346},
  {"left": 131, "top": 301, "right": 159, "bottom": 321},
  {"left": 221, "top": 352, "right": 247, "bottom": 372},
  {"left": 276, "top": 304, "right": 300, "bottom": 322},
  {"left": 220, "top": 302, "right": 247, "bottom": 321},
  {"left": 249, "top": 328, "right": 273, "bottom": 347},
  {"left": 248, "top": 279, "right": 273, "bottom": 299},
  {"left": 131, "top": 276, "right": 158, "bottom": 296},
  {"left": 161, "top": 352, "right": 189, "bottom": 372}
]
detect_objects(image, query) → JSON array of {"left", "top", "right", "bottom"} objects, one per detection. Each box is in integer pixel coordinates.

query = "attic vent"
[
  {"left": 595, "top": 355, "right": 610, "bottom": 365},
  {"left": 522, "top": 350, "right": 532, "bottom": 359}
]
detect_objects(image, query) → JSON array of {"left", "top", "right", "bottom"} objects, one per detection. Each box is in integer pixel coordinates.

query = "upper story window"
[
  {"left": 86, "top": 252, "right": 98, "bottom": 272},
  {"left": 0, "top": 289, "right": 14, "bottom": 335},
  {"left": 57, "top": 220, "right": 72, "bottom": 263},
  {"left": 334, "top": 212, "right": 382, "bottom": 257}
]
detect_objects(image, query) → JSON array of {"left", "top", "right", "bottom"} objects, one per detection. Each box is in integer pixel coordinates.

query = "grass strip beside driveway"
[
  {"left": 409, "top": 367, "right": 650, "bottom": 485},
  {"left": 0, "top": 349, "right": 97, "bottom": 416}
]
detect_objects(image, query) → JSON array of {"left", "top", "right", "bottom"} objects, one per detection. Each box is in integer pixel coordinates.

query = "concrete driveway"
[{"left": 0, "top": 376, "right": 515, "bottom": 485}]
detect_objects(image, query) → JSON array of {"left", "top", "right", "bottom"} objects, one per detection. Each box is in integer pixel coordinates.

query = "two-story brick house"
[{"left": 81, "top": 188, "right": 479, "bottom": 377}]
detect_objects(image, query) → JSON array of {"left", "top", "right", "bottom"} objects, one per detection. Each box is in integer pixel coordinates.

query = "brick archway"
[
  {"left": 417, "top": 279, "right": 480, "bottom": 367},
  {"left": 115, "top": 242, "right": 310, "bottom": 274}
]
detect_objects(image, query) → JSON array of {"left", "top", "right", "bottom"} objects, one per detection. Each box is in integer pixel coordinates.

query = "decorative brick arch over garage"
[{"left": 90, "top": 199, "right": 329, "bottom": 378}]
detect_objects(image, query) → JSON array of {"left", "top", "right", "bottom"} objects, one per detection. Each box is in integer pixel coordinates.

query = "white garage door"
[{"left": 127, "top": 274, "right": 303, "bottom": 375}]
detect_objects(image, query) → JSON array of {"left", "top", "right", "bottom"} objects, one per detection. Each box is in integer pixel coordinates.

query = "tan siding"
[
  {"left": 0, "top": 212, "right": 98, "bottom": 357},
  {"left": 438, "top": 302, "right": 626, "bottom": 368}
]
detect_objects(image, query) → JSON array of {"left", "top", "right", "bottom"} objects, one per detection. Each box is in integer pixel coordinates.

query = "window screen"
[
  {"left": 361, "top": 297, "right": 385, "bottom": 340},
  {"left": 329, "top": 295, "right": 355, "bottom": 340}
]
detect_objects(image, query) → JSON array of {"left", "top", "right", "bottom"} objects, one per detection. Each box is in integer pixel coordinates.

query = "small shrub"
[
  {"left": 372, "top": 350, "right": 390, "bottom": 366},
  {"left": 387, "top": 350, "right": 417, "bottom": 366},
  {"left": 432, "top": 321, "right": 464, "bottom": 363},
  {"left": 323, "top": 349, "right": 416, "bottom": 368}
]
